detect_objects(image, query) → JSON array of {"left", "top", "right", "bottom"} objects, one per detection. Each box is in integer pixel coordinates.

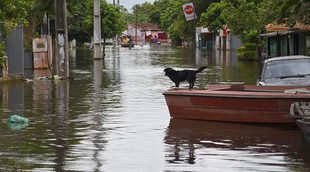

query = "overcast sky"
[{"left": 106, "top": 0, "right": 155, "bottom": 11}]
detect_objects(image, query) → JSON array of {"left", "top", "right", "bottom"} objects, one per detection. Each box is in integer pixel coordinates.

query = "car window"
[{"left": 263, "top": 59, "right": 310, "bottom": 79}]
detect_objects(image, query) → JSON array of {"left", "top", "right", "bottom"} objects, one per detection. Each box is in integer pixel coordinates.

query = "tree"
[
  {"left": 200, "top": 0, "right": 309, "bottom": 43},
  {"left": 276, "top": 0, "right": 309, "bottom": 26},
  {"left": 200, "top": 2, "right": 229, "bottom": 32},
  {"left": 0, "top": 0, "right": 35, "bottom": 66},
  {"left": 67, "top": 0, "right": 93, "bottom": 44},
  {"left": 149, "top": 0, "right": 219, "bottom": 46},
  {"left": 66, "top": 0, "right": 128, "bottom": 45},
  {"left": 101, "top": 1, "right": 127, "bottom": 41},
  {"left": 131, "top": 3, "right": 154, "bottom": 24},
  {"left": 221, "top": 0, "right": 266, "bottom": 43},
  {"left": 192, "top": 0, "right": 220, "bottom": 22},
  {"left": 0, "top": 0, "right": 34, "bottom": 38},
  {"left": 153, "top": 0, "right": 186, "bottom": 45}
]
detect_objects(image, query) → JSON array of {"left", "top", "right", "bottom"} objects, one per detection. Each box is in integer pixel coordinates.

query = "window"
[{"left": 263, "top": 59, "right": 310, "bottom": 79}]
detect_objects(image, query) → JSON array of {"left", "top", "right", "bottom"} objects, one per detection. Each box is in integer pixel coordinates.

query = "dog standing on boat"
[{"left": 164, "top": 66, "right": 208, "bottom": 89}]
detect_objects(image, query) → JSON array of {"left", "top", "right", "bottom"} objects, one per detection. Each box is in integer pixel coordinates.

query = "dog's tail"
[{"left": 195, "top": 66, "right": 208, "bottom": 73}]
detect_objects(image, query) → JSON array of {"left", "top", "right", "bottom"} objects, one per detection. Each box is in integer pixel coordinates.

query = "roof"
[
  {"left": 128, "top": 23, "right": 161, "bottom": 31},
  {"left": 264, "top": 55, "right": 310, "bottom": 63},
  {"left": 266, "top": 22, "right": 310, "bottom": 32},
  {"left": 259, "top": 31, "right": 293, "bottom": 37}
]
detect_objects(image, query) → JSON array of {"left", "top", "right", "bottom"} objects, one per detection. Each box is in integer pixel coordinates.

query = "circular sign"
[{"left": 184, "top": 5, "right": 194, "bottom": 15}]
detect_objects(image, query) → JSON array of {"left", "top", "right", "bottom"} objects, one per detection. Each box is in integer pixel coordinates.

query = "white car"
[{"left": 257, "top": 55, "right": 310, "bottom": 86}]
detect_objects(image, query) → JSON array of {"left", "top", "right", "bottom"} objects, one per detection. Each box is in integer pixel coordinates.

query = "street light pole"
[{"left": 93, "top": 0, "right": 102, "bottom": 59}]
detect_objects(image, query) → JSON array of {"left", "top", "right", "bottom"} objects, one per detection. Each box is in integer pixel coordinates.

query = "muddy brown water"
[{"left": 1, "top": 46, "right": 309, "bottom": 171}]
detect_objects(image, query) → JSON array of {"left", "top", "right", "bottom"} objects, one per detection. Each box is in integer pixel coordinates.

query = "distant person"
[
  {"left": 153, "top": 35, "right": 158, "bottom": 43},
  {"left": 128, "top": 37, "right": 133, "bottom": 48},
  {"left": 129, "top": 37, "right": 132, "bottom": 44},
  {"left": 149, "top": 35, "right": 153, "bottom": 44}
]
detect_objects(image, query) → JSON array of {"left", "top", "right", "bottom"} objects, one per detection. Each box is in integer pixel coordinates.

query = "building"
[
  {"left": 195, "top": 27, "right": 242, "bottom": 50},
  {"left": 195, "top": 27, "right": 214, "bottom": 49},
  {"left": 260, "top": 22, "right": 310, "bottom": 58},
  {"left": 122, "top": 23, "right": 169, "bottom": 45}
]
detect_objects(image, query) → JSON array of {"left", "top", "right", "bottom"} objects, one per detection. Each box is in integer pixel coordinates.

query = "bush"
[
  {"left": 237, "top": 43, "right": 257, "bottom": 61},
  {"left": 243, "top": 43, "right": 256, "bottom": 51}
]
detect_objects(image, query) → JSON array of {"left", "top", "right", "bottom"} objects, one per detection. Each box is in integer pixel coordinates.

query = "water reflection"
[
  {"left": 2, "top": 82, "right": 24, "bottom": 115},
  {"left": 53, "top": 81, "right": 69, "bottom": 171},
  {"left": 165, "top": 119, "right": 310, "bottom": 171},
  {"left": 91, "top": 59, "right": 105, "bottom": 170}
]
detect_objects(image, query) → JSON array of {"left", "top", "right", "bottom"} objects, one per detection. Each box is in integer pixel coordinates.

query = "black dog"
[{"left": 164, "top": 66, "right": 208, "bottom": 88}]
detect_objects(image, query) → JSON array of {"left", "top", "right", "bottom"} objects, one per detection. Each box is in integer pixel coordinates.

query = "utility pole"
[
  {"left": 55, "top": 0, "right": 69, "bottom": 77},
  {"left": 93, "top": 0, "right": 102, "bottom": 59},
  {"left": 135, "top": 11, "right": 137, "bottom": 45},
  {"left": 114, "top": 0, "right": 119, "bottom": 47}
]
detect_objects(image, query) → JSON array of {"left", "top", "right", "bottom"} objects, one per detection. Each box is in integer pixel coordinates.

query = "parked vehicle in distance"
[{"left": 257, "top": 55, "right": 310, "bottom": 86}]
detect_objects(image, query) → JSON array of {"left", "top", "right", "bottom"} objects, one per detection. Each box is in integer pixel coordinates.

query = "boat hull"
[{"left": 163, "top": 85, "right": 310, "bottom": 123}]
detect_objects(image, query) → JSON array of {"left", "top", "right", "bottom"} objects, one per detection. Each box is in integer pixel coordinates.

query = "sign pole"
[{"left": 182, "top": 2, "right": 197, "bottom": 48}]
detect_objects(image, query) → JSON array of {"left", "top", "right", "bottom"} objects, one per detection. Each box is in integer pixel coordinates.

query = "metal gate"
[{"left": 6, "top": 27, "right": 24, "bottom": 76}]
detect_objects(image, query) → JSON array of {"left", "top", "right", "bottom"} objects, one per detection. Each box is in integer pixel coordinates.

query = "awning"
[{"left": 259, "top": 31, "right": 293, "bottom": 37}]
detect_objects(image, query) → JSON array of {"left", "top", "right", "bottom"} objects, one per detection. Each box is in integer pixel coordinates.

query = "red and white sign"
[
  {"left": 182, "top": 2, "right": 196, "bottom": 21},
  {"left": 184, "top": 5, "right": 194, "bottom": 14}
]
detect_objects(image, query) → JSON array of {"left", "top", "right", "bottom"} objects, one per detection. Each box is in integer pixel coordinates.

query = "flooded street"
[{"left": 1, "top": 46, "right": 310, "bottom": 171}]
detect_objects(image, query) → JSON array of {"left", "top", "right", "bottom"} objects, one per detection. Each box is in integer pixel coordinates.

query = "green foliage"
[
  {"left": 149, "top": 2, "right": 161, "bottom": 26},
  {"left": 200, "top": 2, "right": 229, "bottom": 32},
  {"left": 101, "top": 1, "right": 127, "bottom": 40},
  {"left": 193, "top": 0, "right": 220, "bottom": 21},
  {"left": 0, "top": 0, "right": 307, "bottom": 49},
  {"left": 221, "top": 0, "right": 266, "bottom": 42},
  {"left": 131, "top": 2, "right": 155, "bottom": 24},
  {"left": 0, "top": 41, "right": 6, "bottom": 67},
  {"left": 276, "top": 0, "right": 310, "bottom": 26},
  {"left": 200, "top": 0, "right": 308, "bottom": 45},
  {"left": 125, "top": 0, "right": 195, "bottom": 45},
  {"left": 0, "top": 0, "right": 36, "bottom": 53},
  {"left": 237, "top": 43, "right": 257, "bottom": 61},
  {"left": 239, "top": 30, "right": 260, "bottom": 44},
  {"left": 157, "top": 0, "right": 186, "bottom": 44},
  {"left": 148, "top": 0, "right": 220, "bottom": 45},
  {"left": 0, "top": 0, "right": 34, "bottom": 38},
  {"left": 199, "top": 0, "right": 279, "bottom": 44},
  {"left": 32, "top": 0, "right": 54, "bottom": 15},
  {"left": 66, "top": 0, "right": 128, "bottom": 44},
  {"left": 243, "top": 43, "right": 256, "bottom": 51},
  {"left": 67, "top": 0, "right": 93, "bottom": 44}
]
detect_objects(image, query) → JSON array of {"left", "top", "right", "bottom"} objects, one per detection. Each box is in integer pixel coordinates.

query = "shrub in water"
[{"left": 237, "top": 43, "right": 257, "bottom": 61}]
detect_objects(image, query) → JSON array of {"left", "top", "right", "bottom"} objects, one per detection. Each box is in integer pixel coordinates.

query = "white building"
[
  {"left": 122, "top": 25, "right": 145, "bottom": 45},
  {"left": 195, "top": 27, "right": 242, "bottom": 50}
]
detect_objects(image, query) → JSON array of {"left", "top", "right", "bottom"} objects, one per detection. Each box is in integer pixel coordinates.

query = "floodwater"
[{"left": 1, "top": 46, "right": 310, "bottom": 172}]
